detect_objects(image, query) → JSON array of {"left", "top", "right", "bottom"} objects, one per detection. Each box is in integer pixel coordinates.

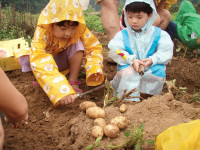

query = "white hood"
[{"left": 124, "top": 0, "right": 157, "bottom": 32}]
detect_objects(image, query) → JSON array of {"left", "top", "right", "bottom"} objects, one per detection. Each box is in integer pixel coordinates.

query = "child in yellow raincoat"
[{"left": 14, "top": 0, "right": 104, "bottom": 107}]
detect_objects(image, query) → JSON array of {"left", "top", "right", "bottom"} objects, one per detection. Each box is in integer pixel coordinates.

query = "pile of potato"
[{"left": 79, "top": 101, "right": 128, "bottom": 139}]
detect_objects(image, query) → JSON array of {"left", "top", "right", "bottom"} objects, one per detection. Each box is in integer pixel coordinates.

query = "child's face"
[
  {"left": 52, "top": 22, "right": 77, "bottom": 40},
  {"left": 126, "top": 11, "right": 152, "bottom": 32}
]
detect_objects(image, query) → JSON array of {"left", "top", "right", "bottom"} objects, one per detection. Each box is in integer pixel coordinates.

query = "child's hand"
[
  {"left": 141, "top": 58, "right": 153, "bottom": 69},
  {"left": 55, "top": 94, "right": 76, "bottom": 107},
  {"left": 94, "top": 72, "right": 103, "bottom": 81},
  {"left": 133, "top": 59, "right": 145, "bottom": 72}
]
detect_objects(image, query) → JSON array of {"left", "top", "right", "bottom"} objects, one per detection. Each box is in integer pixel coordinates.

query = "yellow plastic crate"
[{"left": 0, "top": 38, "right": 29, "bottom": 71}]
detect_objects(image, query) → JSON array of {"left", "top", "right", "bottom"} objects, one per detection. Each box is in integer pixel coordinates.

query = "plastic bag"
[
  {"left": 155, "top": 120, "right": 200, "bottom": 150},
  {"left": 79, "top": 0, "right": 90, "bottom": 10}
]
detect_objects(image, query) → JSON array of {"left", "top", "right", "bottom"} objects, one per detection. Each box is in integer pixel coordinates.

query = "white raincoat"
[{"left": 108, "top": 0, "right": 173, "bottom": 101}]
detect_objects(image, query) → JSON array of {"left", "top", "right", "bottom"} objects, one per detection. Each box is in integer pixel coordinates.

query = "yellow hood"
[{"left": 37, "top": 0, "right": 86, "bottom": 34}]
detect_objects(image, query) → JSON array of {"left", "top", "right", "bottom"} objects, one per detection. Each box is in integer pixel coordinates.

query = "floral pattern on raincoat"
[
  {"left": 155, "top": 0, "right": 177, "bottom": 10},
  {"left": 14, "top": 0, "right": 104, "bottom": 106}
]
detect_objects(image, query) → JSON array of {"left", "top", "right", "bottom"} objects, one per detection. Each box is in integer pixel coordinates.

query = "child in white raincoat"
[
  {"left": 108, "top": 0, "right": 173, "bottom": 101},
  {"left": 14, "top": 0, "right": 104, "bottom": 107}
]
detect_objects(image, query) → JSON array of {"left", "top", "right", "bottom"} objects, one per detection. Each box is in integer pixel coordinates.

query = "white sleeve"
[
  {"left": 149, "top": 30, "right": 174, "bottom": 66},
  {"left": 108, "top": 31, "right": 136, "bottom": 66}
]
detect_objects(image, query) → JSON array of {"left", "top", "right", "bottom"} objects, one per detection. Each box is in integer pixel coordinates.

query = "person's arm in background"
[
  {"left": 0, "top": 67, "right": 28, "bottom": 150},
  {"left": 99, "top": 0, "right": 120, "bottom": 41},
  {"left": 155, "top": 0, "right": 166, "bottom": 12},
  {"left": 154, "top": 0, "right": 171, "bottom": 30},
  {"left": 0, "top": 67, "right": 28, "bottom": 123}
]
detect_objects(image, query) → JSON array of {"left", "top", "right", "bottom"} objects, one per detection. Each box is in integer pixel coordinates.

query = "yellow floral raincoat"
[
  {"left": 156, "top": 0, "right": 177, "bottom": 10},
  {"left": 14, "top": 0, "right": 104, "bottom": 106}
]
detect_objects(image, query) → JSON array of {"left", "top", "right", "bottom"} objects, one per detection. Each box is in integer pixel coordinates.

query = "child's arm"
[
  {"left": 29, "top": 27, "right": 76, "bottom": 106},
  {"left": 0, "top": 67, "right": 28, "bottom": 123},
  {"left": 108, "top": 31, "right": 136, "bottom": 66},
  {"left": 149, "top": 30, "right": 173, "bottom": 66},
  {"left": 80, "top": 27, "right": 104, "bottom": 86}
]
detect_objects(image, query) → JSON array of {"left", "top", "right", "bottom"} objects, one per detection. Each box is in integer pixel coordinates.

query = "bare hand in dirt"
[
  {"left": 141, "top": 58, "right": 153, "bottom": 69},
  {"left": 94, "top": 72, "right": 103, "bottom": 81},
  {"left": 133, "top": 59, "right": 145, "bottom": 72},
  {"left": 55, "top": 94, "right": 77, "bottom": 107}
]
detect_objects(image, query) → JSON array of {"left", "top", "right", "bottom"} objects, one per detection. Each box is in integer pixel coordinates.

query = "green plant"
[
  {"left": 191, "top": 89, "right": 200, "bottom": 102},
  {"left": 174, "top": 39, "right": 200, "bottom": 58},
  {"left": 104, "top": 79, "right": 143, "bottom": 107},
  {"left": 171, "top": 12, "right": 177, "bottom": 21},
  {"left": 165, "top": 79, "right": 188, "bottom": 101},
  {"left": 107, "top": 123, "right": 154, "bottom": 150},
  {"left": 86, "top": 137, "right": 103, "bottom": 150},
  {"left": 104, "top": 78, "right": 119, "bottom": 107},
  {"left": 86, "top": 124, "right": 154, "bottom": 150},
  {"left": 0, "top": 5, "right": 37, "bottom": 41},
  {"left": 84, "top": 7, "right": 105, "bottom": 33}
]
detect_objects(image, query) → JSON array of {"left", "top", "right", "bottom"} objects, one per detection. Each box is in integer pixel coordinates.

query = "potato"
[
  {"left": 104, "top": 124, "right": 119, "bottom": 138},
  {"left": 110, "top": 116, "right": 128, "bottom": 129},
  {"left": 79, "top": 101, "right": 97, "bottom": 111},
  {"left": 91, "top": 126, "right": 104, "bottom": 138},
  {"left": 94, "top": 118, "right": 106, "bottom": 128},
  {"left": 86, "top": 107, "right": 106, "bottom": 119},
  {"left": 119, "top": 104, "right": 127, "bottom": 113}
]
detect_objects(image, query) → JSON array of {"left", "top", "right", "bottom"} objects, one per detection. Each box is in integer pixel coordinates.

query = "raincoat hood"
[
  {"left": 174, "top": 0, "right": 200, "bottom": 49},
  {"left": 124, "top": 0, "right": 157, "bottom": 32},
  {"left": 37, "top": 0, "right": 86, "bottom": 34}
]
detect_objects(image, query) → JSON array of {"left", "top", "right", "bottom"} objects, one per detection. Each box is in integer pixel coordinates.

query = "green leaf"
[
  {"left": 135, "top": 144, "right": 141, "bottom": 150},
  {"left": 139, "top": 123, "right": 144, "bottom": 130},
  {"left": 176, "top": 46, "right": 181, "bottom": 52},
  {"left": 94, "top": 137, "right": 102, "bottom": 146},
  {"left": 146, "top": 139, "right": 154, "bottom": 145},
  {"left": 86, "top": 145, "right": 94, "bottom": 150},
  {"left": 124, "top": 131, "right": 131, "bottom": 138},
  {"left": 179, "top": 87, "right": 187, "bottom": 90},
  {"left": 172, "top": 79, "right": 176, "bottom": 85}
]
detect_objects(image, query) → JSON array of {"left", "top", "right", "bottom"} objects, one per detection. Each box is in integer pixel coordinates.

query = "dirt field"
[{"left": 3, "top": 34, "right": 200, "bottom": 150}]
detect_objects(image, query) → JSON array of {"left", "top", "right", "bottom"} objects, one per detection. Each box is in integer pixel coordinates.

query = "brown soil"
[{"left": 3, "top": 34, "right": 200, "bottom": 150}]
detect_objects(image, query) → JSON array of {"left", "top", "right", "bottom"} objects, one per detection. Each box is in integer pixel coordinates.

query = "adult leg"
[
  {"left": 99, "top": 0, "right": 120, "bottom": 41},
  {"left": 165, "top": 21, "right": 180, "bottom": 40},
  {"left": 157, "top": 9, "right": 171, "bottom": 30}
]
